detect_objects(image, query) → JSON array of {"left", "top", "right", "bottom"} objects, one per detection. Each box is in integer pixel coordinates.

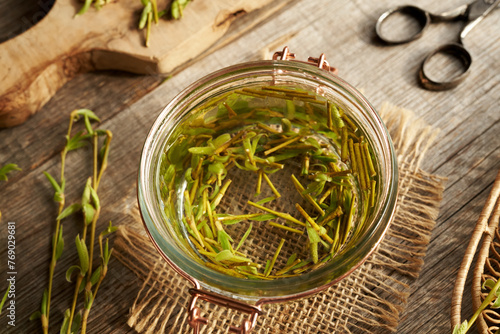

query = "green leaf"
[
  {"left": 76, "top": 109, "right": 100, "bottom": 122},
  {"left": 492, "top": 295, "right": 500, "bottom": 309},
  {"left": 90, "top": 186, "right": 100, "bottom": 211},
  {"left": 164, "top": 164, "right": 176, "bottom": 184},
  {"left": 75, "top": 236, "right": 89, "bottom": 275},
  {"left": 101, "top": 235, "right": 113, "bottom": 266},
  {"left": 235, "top": 223, "right": 252, "bottom": 252},
  {"left": 255, "top": 197, "right": 276, "bottom": 205},
  {"left": 66, "top": 265, "right": 81, "bottom": 282},
  {"left": 251, "top": 134, "right": 264, "bottom": 153},
  {"left": 66, "top": 131, "right": 90, "bottom": 152},
  {"left": 185, "top": 127, "right": 215, "bottom": 136},
  {"left": 41, "top": 289, "right": 48, "bottom": 316},
  {"left": 168, "top": 137, "right": 189, "bottom": 164},
  {"left": 215, "top": 250, "right": 234, "bottom": 261},
  {"left": 0, "top": 283, "right": 11, "bottom": 314},
  {"left": 238, "top": 265, "right": 258, "bottom": 275},
  {"left": 285, "top": 253, "right": 297, "bottom": 267},
  {"left": 303, "top": 180, "right": 326, "bottom": 197},
  {"left": 213, "top": 154, "right": 230, "bottom": 163},
  {"left": 452, "top": 320, "right": 468, "bottom": 334},
  {"left": 188, "top": 146, "right": 215, "bottom": 155},
  {"left": 249, "top": 214, "right": 277, "bottom": 221},
  {"left": 82, "top": 203, "right": 96, "bottom": 226},
  {"left": 43, "top": 171, "right": 63, "bottom": 202},
  {"left": 60, "top": 309, "right": 70, "bottom": 334},
  {"left": 84, "top": 290, "right": 93, "bottom": 310},
  {"left": 103, "top": 242, "right": 113, "bottom": 267},
  {"left": 158, "top": 9, "right": 167, "bottom": 18},
  {"left": 304, "top": 137, "right": 322, "bottom": 150},
  {"left": 29, "top": 311, "right": 42, "bottom": 321},
  {"left": 0, "top": 163, "right": 21, "bottom": 182},
  {"left": 79, "top": 277, "right": 87, "bottom": 294},
  {"left": 217, "top": 229, "right": 232, "bottom": 251},
  {"left": 171, "top": 0, "right": 181, "bottom": 19},
  {"left": 55, "top": 226, "right": 64, "bottom": 261},
  {"left": 81, "top": 178, "right": 92, "bottom": 206},
  {"left": 100, "top": 221, "right": 118, "bottom": 238},
  {"left": 212, "top": 133, "right": 231, "bottom": 149},
  {"left": 263, "top": 259, "right": 271, "bottom": 276},
  {"left": 72, "top": 310, "right": 82, "bottom": 333},
  {"left": 57, "top": 203, "right": 82, "bottom": 221},
  {"left": 306, "top": 224, "right": 321, "bottom": 244},
  {"left": 242, "top": 137, "right": 253, "bottom": 155},
  {"left": 208, "top": 162, "right": 225, "bottom": 176},
  {"left": 54, "top": 192, "right": 64, "bottom": 203},
  {"left": 184, "top": 167, "right": 194, "bottom": 183},
  {"left": 482, "top": 278, "right": 498, "bottom": 294},
  {"left": 215, "top": 250, "right": 251, "bottom": 263},
  {"left": 233, "top": 159, "right": 253, "bottom": 171},
  {"left": 90, "top": 266, "right": 102, "bottom": 286},
  {"left": 139, "top": 2, "right": 152, "bottom": 29},
  {"left": 76, "top": 0, "right": 92, "bottom": 16},
  {"left": 243, "top": 160, "right": 259, "bottom": 172},
  {"left": 281, "top": 118, "right": 292, "bottom": 132}
]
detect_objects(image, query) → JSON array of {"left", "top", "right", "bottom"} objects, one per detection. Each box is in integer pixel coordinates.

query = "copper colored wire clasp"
[
  {"left": 272, "top": 46, "right": 296, "bottom": 60},
  {"left": 308, "top": 54, "right": 338, "bottom": 75},
  {"left": 272, "top": 47, "right": 338, "bottom": 75}
]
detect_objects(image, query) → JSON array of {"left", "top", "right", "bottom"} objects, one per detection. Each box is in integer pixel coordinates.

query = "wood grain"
[{"left": 0, "top": 0, "right": 499, "bottom": 333}]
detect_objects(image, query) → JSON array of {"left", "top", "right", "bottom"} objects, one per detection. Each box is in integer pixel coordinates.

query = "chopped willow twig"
[
  {"left": 265, "top": 239, "right": 285, "bottom": 277},
  {"left": 248, "top": 201, "right": 305, "bottom": 227},
  {"left": 268, "top": 222, "right": 304, "bottom": 235},
  {"left": 159, "top": 87, "right": 379, "bottom": 279}
]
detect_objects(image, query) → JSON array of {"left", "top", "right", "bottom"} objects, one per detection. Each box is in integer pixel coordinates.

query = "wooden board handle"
[{"left": 0, "top": 0, "right": 278, "bottom": 128}]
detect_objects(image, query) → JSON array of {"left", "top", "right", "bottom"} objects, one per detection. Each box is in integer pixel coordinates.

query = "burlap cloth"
[{"left": 113, "top": 103, "right": 447, "bottom": 333}]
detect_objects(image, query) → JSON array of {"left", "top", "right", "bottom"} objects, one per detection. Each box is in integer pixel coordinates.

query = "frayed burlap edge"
[{"left": 113, "top": 102, "right": 447, "bottom": 333}]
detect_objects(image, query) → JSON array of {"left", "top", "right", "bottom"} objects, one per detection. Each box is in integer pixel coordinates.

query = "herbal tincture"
[{"left": 159, "top": 85, "right": 378, "bottom": 280}]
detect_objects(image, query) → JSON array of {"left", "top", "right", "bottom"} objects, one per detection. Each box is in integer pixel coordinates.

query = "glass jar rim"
[{"left": 138, "top": 59, "right": 399, "bottom": 302}]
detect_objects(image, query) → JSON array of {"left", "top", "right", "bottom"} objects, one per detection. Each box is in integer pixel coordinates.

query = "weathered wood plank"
[
  {"left": 0, "top": 0, "right": 54, "bottom": 43},
  {"left": 0, "top": 0, "right": 499, "bottom": 333}
]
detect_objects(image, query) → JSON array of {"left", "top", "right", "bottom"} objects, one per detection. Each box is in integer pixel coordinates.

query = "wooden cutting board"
[{"left": 0, "top": 0, "right": 286, "bottom": 128}]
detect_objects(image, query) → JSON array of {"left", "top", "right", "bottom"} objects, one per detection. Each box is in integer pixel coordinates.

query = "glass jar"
[{"left": 138, "top": 48, "right": 398, "bottom": 333}]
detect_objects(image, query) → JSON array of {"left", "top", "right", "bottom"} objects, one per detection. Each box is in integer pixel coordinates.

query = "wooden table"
[{"left": 1, "top": 0, "right": 499, "bottom": 333}]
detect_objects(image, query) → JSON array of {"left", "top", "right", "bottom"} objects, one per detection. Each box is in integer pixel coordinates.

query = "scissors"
[{"left": 375, "top": 0, "right": 500, "bottom": 90}]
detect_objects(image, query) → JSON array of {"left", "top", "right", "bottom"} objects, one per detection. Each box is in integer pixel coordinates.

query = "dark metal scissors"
[{"left": 375, "top": 0, "right": 500, "bottom": 90}]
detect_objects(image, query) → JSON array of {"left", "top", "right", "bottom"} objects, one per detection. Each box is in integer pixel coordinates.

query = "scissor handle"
[
  {"left": 418, "top": 43, "right": 472, "bottom": 91},
  {"left": 375, "top": 5, "right": 431, "bottom": 44}
]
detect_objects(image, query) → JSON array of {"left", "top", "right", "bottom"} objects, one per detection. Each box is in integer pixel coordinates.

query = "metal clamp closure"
[
  {"left": 272, "top": 46, "right": 338, "bottom": 75},
  {"left": 188, "top": 288, "right": 262, "bottom": 334}
]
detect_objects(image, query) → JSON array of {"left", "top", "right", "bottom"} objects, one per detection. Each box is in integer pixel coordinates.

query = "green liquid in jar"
[{"left": 158, "top": 85, "right": 379, "bottom": 280}]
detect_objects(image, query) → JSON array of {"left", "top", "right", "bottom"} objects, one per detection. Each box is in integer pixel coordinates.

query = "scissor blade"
[{"left": 467, "top": 0, "right": 500, "bottom": 21}]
